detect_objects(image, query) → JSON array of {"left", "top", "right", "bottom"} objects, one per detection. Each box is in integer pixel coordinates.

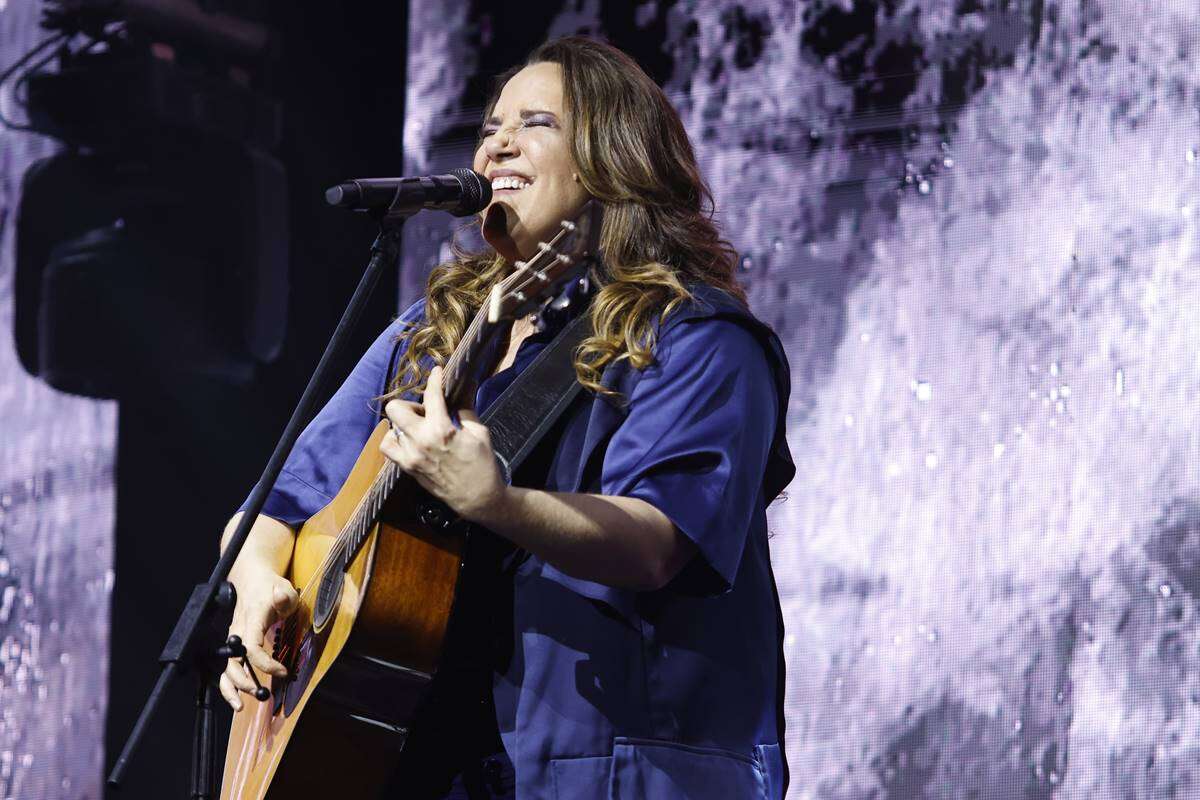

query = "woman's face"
[{"left": 473, "top": 62, "right": 590, "bottom": 263}]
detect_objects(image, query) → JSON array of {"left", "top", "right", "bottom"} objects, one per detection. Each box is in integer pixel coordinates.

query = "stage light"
[{"left": 10, "top": 0, "right": 288, "bottom": 398}]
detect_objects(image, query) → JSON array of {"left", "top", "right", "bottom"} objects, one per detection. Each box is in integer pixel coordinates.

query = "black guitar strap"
[{"left": 479, "top": 308, "right": 591, "bottom": 483}]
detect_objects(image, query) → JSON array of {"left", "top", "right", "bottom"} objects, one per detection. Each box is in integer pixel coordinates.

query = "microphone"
[{"left": 324, "top": 168, "right": 492, "bottom": 217}]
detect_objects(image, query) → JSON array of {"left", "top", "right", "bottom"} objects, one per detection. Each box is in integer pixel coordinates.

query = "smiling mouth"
[{"left": 491, "top": 175, "right": 533, "bottom": 192}]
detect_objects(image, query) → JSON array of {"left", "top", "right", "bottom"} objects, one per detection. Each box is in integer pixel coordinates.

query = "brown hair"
[{"left": 386, "top": 36, "right": 742, "bottom": 402}]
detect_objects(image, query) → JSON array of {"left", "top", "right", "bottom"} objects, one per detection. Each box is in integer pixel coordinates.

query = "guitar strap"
[{"left": 478, "top": 308, "right": 592, "bottom": 483}]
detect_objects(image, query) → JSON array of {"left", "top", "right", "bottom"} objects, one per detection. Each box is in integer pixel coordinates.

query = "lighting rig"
[{"left": 9, "top": 0, "right": 288, "bottom": 397}]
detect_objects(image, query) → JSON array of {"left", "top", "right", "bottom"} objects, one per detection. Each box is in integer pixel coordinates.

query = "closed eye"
[{"left": 481, "top": 121, "right": 552, "bottom": 137}]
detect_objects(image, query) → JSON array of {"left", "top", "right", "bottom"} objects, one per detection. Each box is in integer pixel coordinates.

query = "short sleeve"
[
  {"left": 600, "top": 317, "right": 778, "bottom": 595},
  {"left": 237, "top": 299, "right": 426, "bottom": 527}
]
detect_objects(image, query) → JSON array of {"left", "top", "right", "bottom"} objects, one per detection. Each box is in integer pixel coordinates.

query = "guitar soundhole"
[
  {"left": 312, "top": 565, "right": 344, "bottom": 631},
  {"left": 281, "top": 629, "right": 318, "bottom": 717},
  {"left": 269, "top": 620, "right": 325, "bottom": 719}
]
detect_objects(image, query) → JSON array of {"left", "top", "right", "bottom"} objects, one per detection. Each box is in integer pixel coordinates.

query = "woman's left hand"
[{"left": 380, "top": 365, "right": 506, "bottom": 522}]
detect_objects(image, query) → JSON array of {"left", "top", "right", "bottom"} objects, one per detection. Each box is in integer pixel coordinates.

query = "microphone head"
[
  {"left": 449, "top": 168, "right": 492, "bottom": 216},
  {"left": 324, "top": 183, "right": 353, "bottom": 206}
]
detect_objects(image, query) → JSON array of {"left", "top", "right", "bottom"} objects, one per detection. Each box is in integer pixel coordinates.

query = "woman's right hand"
[{"left": 219, "top": 564, "right": 299, "bottom": 711}]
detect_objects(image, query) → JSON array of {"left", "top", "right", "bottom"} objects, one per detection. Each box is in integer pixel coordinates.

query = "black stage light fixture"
[{"left": 11, "top": 0, "right": 288, "bottom": 398}]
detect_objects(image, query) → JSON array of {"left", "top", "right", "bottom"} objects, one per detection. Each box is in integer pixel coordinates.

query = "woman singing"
[{"left": 220, "top": 36, "right": 794, "bottom": 800}]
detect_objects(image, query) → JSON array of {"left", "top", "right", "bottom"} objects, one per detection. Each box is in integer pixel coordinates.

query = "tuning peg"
[
  {"left": 560, "top": 220, "right": 577, "bottom": 232},
  {"left": 534, "top": 269, "right": 549, "bottom": 282},
  {"left": 513, "top": 260, "right": 527, "bottom": 271},
  {"left": 537, "top": 241, "right": 552, "bottom": 254}
]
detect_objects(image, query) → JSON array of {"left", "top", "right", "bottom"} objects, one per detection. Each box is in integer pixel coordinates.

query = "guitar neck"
[
  {"left": 335, "top": 304, "right": 506, "bottom": 564},
  {"left": 441, "top": 305, "right": 510, "bottom": 411}
]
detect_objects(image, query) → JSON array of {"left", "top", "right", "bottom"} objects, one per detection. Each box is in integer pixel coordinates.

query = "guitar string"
[
  {"left": 273, "top": 458, "right": 398, "bottom": 659},
  {"left": 274, "top": 217, "right": 589, "bottom": 660}
]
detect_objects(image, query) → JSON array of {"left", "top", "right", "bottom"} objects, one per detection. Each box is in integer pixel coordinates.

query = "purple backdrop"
[
  {"left": 403, "top": 2, "right": 1200, "bottom": 798},
  {"left": 0, "top": 2, "right": 116, "bottom": 797}
]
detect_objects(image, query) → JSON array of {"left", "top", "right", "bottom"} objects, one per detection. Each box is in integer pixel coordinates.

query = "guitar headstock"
[{"left": 486, "top": 199, "right": 603, "bottom": 323}]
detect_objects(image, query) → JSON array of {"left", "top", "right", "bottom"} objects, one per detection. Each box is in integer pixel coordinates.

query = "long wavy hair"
[{"left": 385, "top": 36, "right": 742, "bottom": 403}]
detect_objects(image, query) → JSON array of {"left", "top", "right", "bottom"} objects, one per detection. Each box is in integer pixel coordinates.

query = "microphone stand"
[{"left": 107, "top": 204, "right": 414, "bottom": 798}]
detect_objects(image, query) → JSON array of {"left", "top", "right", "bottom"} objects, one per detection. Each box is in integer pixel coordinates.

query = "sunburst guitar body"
[{"left": 220, "top": 202, "right": 601, "bottom": 799}]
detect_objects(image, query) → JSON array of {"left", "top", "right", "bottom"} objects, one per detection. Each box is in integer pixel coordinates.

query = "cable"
[
  {"left": 0, "top": 31, "right": 69, "bottom": 131},
  {"left": 13, "top": 22, "right": 126, "bottom": 109},
  {"left": 0, "top": 15, "right": 129, "bottom": 133},
  {"left": 12, "top": 40, "right": 65, "bottom": 110}
]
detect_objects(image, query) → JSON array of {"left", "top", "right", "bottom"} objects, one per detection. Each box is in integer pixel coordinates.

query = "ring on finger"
[{"left": 392, "top": 425, "right": 406, "bottom": 445}]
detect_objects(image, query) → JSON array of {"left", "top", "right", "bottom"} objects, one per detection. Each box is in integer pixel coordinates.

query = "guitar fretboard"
[{"left": 340, "top": 458, "right": 404, "bottom": 569}]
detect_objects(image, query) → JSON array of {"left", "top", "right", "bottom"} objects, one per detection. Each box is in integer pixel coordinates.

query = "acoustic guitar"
[{"left": 220, "top": 201, "right": 601, "bottom": 798}]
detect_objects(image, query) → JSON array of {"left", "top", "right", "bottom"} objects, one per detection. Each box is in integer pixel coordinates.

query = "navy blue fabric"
[{"left": 240, "top": 283, "right": 795, "bottom": 800}]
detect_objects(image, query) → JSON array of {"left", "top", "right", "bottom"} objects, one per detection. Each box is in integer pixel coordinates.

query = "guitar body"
[{"left": 220, "top": 420, "right": 464, "bottom": 799}]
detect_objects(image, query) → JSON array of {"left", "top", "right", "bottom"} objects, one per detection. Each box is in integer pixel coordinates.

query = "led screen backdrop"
[
  {"left": 0, "top": 1, "right": 116, "bottom": 797},
  {"left": 402, "top": 1, "right": 1200, "bottom": 798}
]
